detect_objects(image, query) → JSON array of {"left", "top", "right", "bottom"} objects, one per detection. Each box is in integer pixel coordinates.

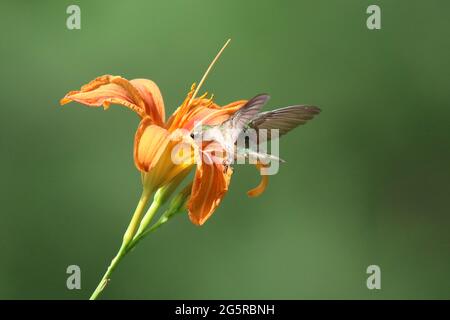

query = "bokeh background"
[{"left": 1, "top": 0, "right": 449, "bottom": 299}]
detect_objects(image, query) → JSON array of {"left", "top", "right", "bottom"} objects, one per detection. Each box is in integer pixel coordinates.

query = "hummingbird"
[{"left": 190, "top": 94, "right": 321, "bottom": 169}]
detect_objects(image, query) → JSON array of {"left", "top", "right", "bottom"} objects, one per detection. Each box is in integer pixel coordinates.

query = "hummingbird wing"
[
  {"left": 247, "top": 105, "right": 321, "bottom": 141},
  {"left": 223, "top": 94, "right": 270, "bottom": 143}
]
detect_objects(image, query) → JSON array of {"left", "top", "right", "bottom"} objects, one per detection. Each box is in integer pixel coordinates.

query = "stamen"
[{"left": 188, "top": 39, "right": 231, "bottom": 106}]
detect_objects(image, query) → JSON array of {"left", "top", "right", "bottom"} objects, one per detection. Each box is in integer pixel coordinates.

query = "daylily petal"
[
  {"left": 247, "top": 163, "right": 269, "bottom": 197},
  {"left": 130, "top": 79, "right": 165, "bottom": 125},
  {"left": 135, "top": 121, "right": 196, "bottom": 195},
  {"left": 134, "top": 119, "right": 171, "bottom": 172},
  {"left": 60, "top": 75, "right": 165, "bottom": 125},
  {"left": 166, "top": 84, "right": 196, "bottom": 131},
  {"left": 166, "top": 83, "right": 248, "bottom": 131},
  {"left": 188, "top": 150, "right": 233, "bottom": 226},
  {"left": 181, "top": 99, "right": 247, "bottom": 131}
]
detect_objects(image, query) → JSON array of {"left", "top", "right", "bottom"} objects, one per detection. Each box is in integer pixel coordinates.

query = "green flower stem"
[
  {"left": 135, "top": 194, "right": 162, "bottom": 236},
  {"left": 89, "top": 189, "right": 159, "bottom": 300},
  {"left": 127, "top": 188, "right": 190, "bottom": 254},
  {"left": 126, "top": 213, "right": 171, "bottom": 254},
  {"left": 88, "top": 242, "right": 128, "bottom": 300},
  {"left": 89, "top": 182, "right": 190, "bottom": 300},
  {"left": 123, "top": 189, "right": 152, "bottom": 244}
]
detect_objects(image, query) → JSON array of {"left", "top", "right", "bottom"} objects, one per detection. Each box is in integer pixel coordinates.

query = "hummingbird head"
[
  {"left": 190, "top": 124, "right": 206, "bottom": 140},
  {"left": 190, "top": 124, "right": 223, "bottom": 145}
]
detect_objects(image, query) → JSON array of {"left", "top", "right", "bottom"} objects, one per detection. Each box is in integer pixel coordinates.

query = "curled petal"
[
  {"left": 188, "top": 153, "right": 232, "bottom": 226},
  {"left": 130, "top": 79, "right": 165, "bottom": 125},
  {"left": 247, "top": 163, "right": 269, "bottom": 197},
  {"left": 60, "top": 75, "right": 165, "bottom": 125}
]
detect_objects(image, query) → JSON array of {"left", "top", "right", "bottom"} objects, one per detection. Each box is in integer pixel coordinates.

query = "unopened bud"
[{"left": 164, "top": 182, "right": 193, "bottom": 218}]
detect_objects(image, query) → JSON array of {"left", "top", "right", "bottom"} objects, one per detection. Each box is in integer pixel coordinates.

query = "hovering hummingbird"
[{"left": 190, "top": 94, "right": 321, "bottom": 169}]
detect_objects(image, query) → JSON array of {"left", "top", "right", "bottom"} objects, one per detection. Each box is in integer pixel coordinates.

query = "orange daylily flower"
[{"left": 60, "top": 73, "right": 268, "bottom": 225}]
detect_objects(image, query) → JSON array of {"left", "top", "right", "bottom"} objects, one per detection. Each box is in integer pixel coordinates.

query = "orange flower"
[
  {"left": 60, "top": 42, "right": 270, "bottom": 227},
  {"left": 60, "top": 73, "right": 265, "bottom": 225}
]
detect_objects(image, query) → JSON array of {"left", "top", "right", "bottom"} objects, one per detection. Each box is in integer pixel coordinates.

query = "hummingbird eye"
[{"left": 190, "top": 132, "right": 195, "bottom": 139}]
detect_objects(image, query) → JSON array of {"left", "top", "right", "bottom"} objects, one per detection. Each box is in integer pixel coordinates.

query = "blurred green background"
[{"left": 1, "top": 0, "right": 449, "bottom": 299}]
